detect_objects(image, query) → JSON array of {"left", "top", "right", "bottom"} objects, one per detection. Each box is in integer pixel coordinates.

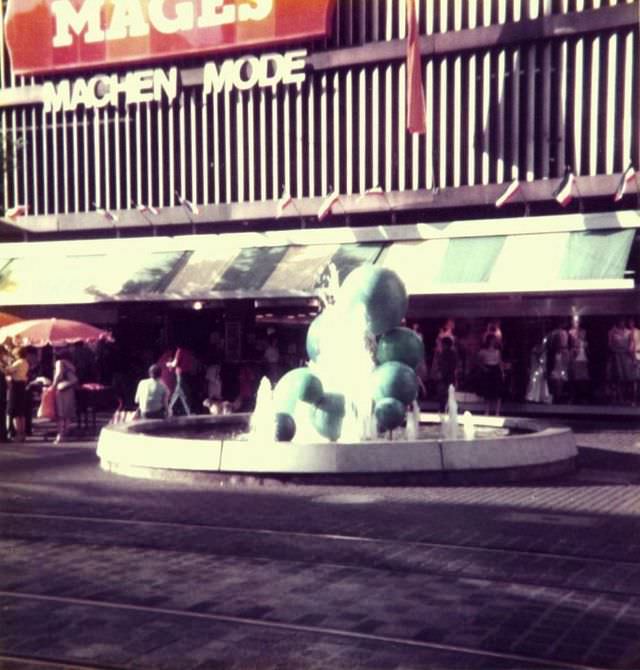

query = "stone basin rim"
[{"left": 96, "top": 412, "right": 578, "bottom": 480}]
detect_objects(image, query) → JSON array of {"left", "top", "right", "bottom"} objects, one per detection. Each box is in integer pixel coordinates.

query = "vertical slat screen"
[{"left": 0, "top": 0, "right": 638, "bottom": 221}]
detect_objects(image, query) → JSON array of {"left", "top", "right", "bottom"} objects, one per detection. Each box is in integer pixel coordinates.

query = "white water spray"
[
  {"left": 250, "top": 377, "right": 274, "bottom": 439},
  {"left": 462, "top": 410, "right": 476, "bottom": 440}
]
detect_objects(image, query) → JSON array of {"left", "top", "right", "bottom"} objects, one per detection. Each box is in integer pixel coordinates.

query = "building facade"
[{"left": 1, "top": 0, "right": 638, "bottom": 233}]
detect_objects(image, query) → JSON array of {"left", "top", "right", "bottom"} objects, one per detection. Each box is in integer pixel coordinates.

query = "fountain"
[
  {"left": 97, "top": 266, "right": 578, "bottom": 484},
  {"left": 462, "top": 410, "right": 476, "bottom": 441}
]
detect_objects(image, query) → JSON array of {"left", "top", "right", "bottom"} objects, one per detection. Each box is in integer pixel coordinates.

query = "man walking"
[{"left": 167, "top": 346, "right": 196, "bottom": 416}]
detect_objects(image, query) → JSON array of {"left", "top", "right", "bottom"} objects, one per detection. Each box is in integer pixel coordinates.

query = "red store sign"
[{"left": 4, "top": 0, "right": 336, "bottom": 76}]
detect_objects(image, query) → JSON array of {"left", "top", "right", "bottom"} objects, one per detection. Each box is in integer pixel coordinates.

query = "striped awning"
[
  {"left": 0, "top": 251, "right": 187, "bottom": 306},
  {"left": 0, "top": 240, "right": 383, "bottom": 306},
  {"left": 377, "top": 229, "right": 636, "bottom": 295},
  {"left": 0, "top": 225, "right": 635, "bottom": 307},
  {"left": 165, "top": 242, "right": 384, "bottom": 299}
]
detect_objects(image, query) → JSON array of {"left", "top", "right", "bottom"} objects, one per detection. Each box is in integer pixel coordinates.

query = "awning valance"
[
  {"left": 165, "top": 242, "right": 383, "bottom": 299},
  {"left": 0, "top": 221, "right": 636, "bottom": 307},
  {"left": 377, "top": 229, "right": 636, "bottom": 295},
  {"left": 0, "top": 251, "right": 187, "bottom": 305},
  {"left": 0, "top": 241, "right": 383, "bottom": 306}
]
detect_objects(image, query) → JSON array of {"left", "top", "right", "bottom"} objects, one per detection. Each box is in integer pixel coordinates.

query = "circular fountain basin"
[{"left": 97, "top": 412, "right": 578, "bottom": 485}]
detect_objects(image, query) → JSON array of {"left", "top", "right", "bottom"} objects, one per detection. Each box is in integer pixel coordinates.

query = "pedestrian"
[
  {"left": 548, "top": 321, "right": 570, "bottom": 403},
  {"left": 134, "top": 364, "right": 170, "bottom": 420},
  {"left": 0, "top": 345, "right": 9, "bottom": 442},
  {"left": 5, "top": 345, "right": 30, "bottom": 442},
  {"left": 628, "top": 318, "right": 640, "bottom": 406},
  {"left": 607, "top": 318, "right": 634, "bottom": 404},
  {"left": 263, "top": 335, "right": 281, "bottom": 385},
  {"left": 232, "top": 364, "right": 257, "bottom": 412},
  {"left": 525, "top": 336, "right": 552, "bottom": 404},
  {"left": 569, "top": 326, "right": 590, "bottom": 403},
  {"left": 435, "top": 318, "right": 455, "bottom": 352},
  {"left": 52, "top": 355, "right": 78, "bottom": 443},
  {"left": 203, "top": 358, "right": 224, "bottom": 414},
  {"left": 434, "top": 336, "right": 458, "bottom": 413},
  {"left": 167, "top": 345, "right": 197, "bottom": 416},
  {"left": 483, "top": 320, "right": 503, "bottom": 349},
  {"left": 477, "top": 333, "right": 504, "bottom": 416}
]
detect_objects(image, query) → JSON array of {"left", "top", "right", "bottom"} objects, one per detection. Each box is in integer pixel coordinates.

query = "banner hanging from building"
[{"left": 4, "top": 0, "right": 336, "bottom": 75}]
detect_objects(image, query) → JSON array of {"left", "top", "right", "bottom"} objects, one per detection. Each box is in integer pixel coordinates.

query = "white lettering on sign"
[
  {"left": 202, "top": 49, "right": 307, "bottom": 95},
  {"left": 51, "top": 0, "right": 274, "bottom": 47},
  {"left": 42, "top": 67, "right": 179, "bottom": 112},
  {"left": 40, "top": 48, "right": 307, "bottom": 112}
]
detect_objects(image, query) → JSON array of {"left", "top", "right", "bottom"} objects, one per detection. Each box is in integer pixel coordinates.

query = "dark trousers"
[{"left": 169, "top": 372, "right": 192, "bottom": 416}]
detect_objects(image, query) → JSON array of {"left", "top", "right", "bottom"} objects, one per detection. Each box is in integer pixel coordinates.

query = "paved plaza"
[{"left": 0, "top": 419, "right": 639, "bottom": 669}]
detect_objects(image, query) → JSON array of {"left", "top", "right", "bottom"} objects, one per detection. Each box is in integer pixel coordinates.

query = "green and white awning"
[
  {"left": 0, "top": 238, "right": 384, "bottom": 306},
  {"left": 377, "top": 229, "right": 636, "bottom": 295},
  {"left": 0, "top": 219, "right": 636, "bottom": 307},
  {"left": 164, "top": 242, "right": 383, "bottom": 300}
]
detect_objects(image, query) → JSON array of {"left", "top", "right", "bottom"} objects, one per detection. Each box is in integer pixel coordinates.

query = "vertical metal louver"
[{"left": 0, "top": 0, "right": 638, "bottom": 219}]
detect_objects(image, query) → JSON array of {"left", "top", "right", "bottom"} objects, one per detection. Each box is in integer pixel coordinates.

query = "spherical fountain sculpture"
[{"left": 97, "top": 266, "right": 577, "bottom": 484}]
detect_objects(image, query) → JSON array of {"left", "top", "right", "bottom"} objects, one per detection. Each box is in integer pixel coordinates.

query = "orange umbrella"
[
  {"left": 0, "top": 318, "right": 113, "bottom": 347},
  {"left": 0, "top": 311, "right": 21, "bottom": 328}
]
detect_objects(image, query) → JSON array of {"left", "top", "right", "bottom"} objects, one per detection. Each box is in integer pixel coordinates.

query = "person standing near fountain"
[
  {"left": 477, "top": 333, "right": 504, "bottom": 416},
  {"left": 434, "top": 336, "right": 459, "bottom": 413},
  {"left": 134, "top": 364, "right": 170, "bottom": 420},
  {"left": 5, "top": 346, "right": 31, "bottom": 443},
  {"left": 167, "top": 346, "right": 196, "bottom": 416},
  {"left": 0, "top": 345, "right": 9, "bottom": 443},
  {"left": 263, "top": 335, "right": 281, "bottom": 386}
]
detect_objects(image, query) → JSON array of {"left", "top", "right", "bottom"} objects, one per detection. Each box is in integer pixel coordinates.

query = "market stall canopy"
[{"left": 0, "top": 318, "right": 113, "bottom": 347}]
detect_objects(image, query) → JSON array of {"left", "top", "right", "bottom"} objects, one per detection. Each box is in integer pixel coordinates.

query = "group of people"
[
  {"left": 526, "top": 320, "right": 589, "bottom": 405},
  {"left": 607, "top": 317, "right": 640, "bottom": 405},
  {"left": 430, "top": 319, "right": 505, "bottom": 416},
  {"left": 0, "top": 340, "right": 82, "bottom": 443},
  {"left": 133, "top": 344, "right": 265, "bottom": 420},
  {"left": 4, "top": 315, "right": 640, "bottom": 438},
  {"left": 427, "top": 315, "right": 640, "bottom": 412},
  {"left": 526, "top": 317, "right": 640, "bottom": 406}
]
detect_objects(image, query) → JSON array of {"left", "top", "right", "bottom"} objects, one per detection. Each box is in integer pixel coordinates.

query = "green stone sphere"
[
  {"left": 376, "top": 327, "right": 425, "bottom": 369},
  {"left": 306, "top": 311, "right": 329, "bottom": 361},
  {"left": 274, "top": 412, "right": 296, "bottom": 442},
  {"left": 273, "top": 368, "right": 324, "bottom": 412},
  {"left": 338, "top": 266, "right": 408, "bottom": 335},
  {"left": 312, "top": 392, "right": 346, "bottom": 442},
  {"left": 374, "top": 397, "right": 406, "bottom": 433},
  {"left": 372, "top": 361, "right": 419, "bottom": 405}
]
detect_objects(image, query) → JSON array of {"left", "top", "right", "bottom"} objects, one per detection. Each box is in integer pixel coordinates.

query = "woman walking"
[
  {"left": 52, "top": 356, "right": 78, "bottom": 443},
  {"left": 477, "top": 334, "right": 504, "bottom": 416}
]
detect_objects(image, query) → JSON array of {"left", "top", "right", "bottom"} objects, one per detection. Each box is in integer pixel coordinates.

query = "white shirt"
[{"left": 135, "top": 378, "right": 169, "bottom": 414}]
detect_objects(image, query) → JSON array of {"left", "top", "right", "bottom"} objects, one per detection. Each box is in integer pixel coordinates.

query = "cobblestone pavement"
[{"left": 0, "top": 422, "right": 639, "bottom": 669}]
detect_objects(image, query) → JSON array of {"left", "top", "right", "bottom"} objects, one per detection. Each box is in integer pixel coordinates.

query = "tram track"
[
  {"left": 0, "top": 653, "right": 117, "bottom": 670},
  {"left": 1, "top": 510, "right": 639, "bottom": 600},
  {"left": 0, "top": 509, "right": 632, "bottom": 565},
  {"left": 0, "top": 590, "right": 608, "bottom": 670}
]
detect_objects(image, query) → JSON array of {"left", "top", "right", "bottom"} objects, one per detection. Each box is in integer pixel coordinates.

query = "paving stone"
[{"left": 1, "top": 425, "right": 640, "bottom": 669}]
